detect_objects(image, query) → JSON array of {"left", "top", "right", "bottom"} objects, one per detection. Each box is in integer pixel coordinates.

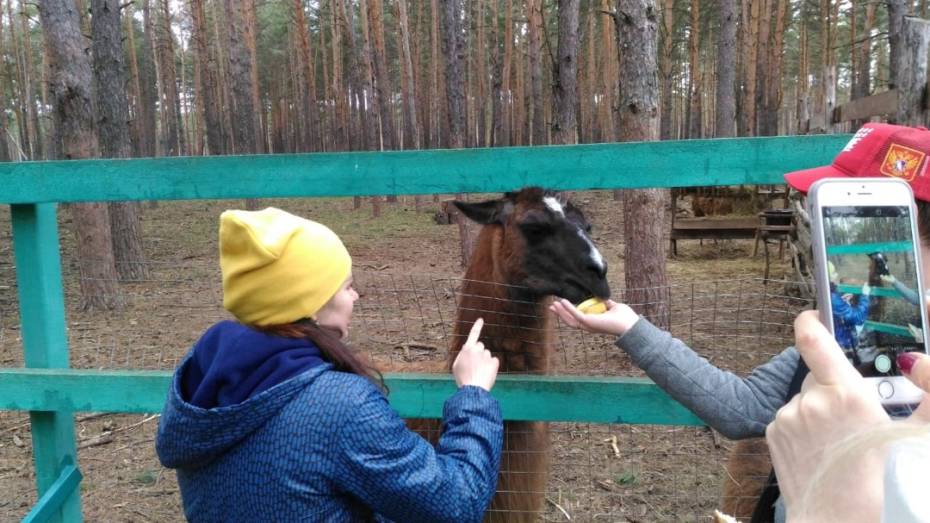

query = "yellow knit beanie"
[{"left": 219, "top": 207, "right": 352, "bottom": 326}]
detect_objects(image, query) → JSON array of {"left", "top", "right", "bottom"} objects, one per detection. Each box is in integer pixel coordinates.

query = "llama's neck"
[{"left": 449, "top": 227, "right": 553, "bottom": 374}]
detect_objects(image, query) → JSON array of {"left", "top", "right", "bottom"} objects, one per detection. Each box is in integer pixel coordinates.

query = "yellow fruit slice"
[{"left": 576, "top": 297, "right": 607, "bottom": 314}]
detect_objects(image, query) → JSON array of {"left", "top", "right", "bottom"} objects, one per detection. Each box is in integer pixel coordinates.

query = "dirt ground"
[{"left": 0, "top": 191, "right": 806, "bottom": 522}]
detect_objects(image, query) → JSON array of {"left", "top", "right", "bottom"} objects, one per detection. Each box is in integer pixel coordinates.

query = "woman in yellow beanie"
[{"left": 156, "top": 207, "right": 503, "bottom": 522}]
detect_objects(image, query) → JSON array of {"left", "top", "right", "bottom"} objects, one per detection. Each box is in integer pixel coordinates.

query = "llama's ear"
[{"left": 453, "top": 199, "right": 512, "bottom": 224}]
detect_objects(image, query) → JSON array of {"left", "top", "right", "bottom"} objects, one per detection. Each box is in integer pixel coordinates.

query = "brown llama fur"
[
  {"left": 719, "top": 438, "right": 771, "bottom": 520},
  {"left": 393, "top": 226, "right": 554, "bottom": 522},
  {"left": 445, "top": 225, "right": 554, "bottom": 523},
  {"left": 388, "top": 188, "right": 609, "bottom": 522}
]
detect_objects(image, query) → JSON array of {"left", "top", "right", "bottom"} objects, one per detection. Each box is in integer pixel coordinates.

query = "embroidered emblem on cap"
[{"left": 880, "top": 143, "right": 925, "bottom": 181}]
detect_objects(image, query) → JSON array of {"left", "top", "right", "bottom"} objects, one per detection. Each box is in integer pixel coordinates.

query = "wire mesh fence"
[{"left": 0, "top": 198, "right": 812, "bottom": 521}]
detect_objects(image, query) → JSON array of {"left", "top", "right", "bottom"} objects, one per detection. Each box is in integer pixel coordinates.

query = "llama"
[{"left": 445, "top": 187, "right": 610, "bottom": 522}]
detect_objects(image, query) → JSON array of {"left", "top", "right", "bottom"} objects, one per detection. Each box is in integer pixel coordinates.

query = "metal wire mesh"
[{"left": 0, "top": 199, "right": 812, "bottom": 521}]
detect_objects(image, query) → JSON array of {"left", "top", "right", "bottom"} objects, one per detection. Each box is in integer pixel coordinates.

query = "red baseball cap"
[{"left": 784, "top": 123, "right": 930, "bottom": 202}]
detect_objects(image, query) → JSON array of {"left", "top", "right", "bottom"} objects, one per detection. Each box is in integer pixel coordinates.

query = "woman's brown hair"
[{"left": 257, "top": 320, "right": 387, "bottom": 393}]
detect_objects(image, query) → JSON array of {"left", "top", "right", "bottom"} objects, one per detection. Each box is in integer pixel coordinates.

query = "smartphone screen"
[{"left": 821, "top": 204, "right": 926, "bottom": 378}]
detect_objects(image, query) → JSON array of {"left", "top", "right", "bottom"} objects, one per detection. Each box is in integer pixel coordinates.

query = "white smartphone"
[{"left": 809, "top": 178, "right": 929, "bottom": 407}]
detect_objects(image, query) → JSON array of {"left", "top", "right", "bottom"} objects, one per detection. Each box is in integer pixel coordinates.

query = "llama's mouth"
[{"left": 561, "top": 278, "right": 610, "bottom": 304}]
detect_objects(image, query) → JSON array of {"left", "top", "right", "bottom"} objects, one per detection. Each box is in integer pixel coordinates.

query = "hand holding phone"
[{"left": 809, "top": 178, "right": 930, "bottom": 407}]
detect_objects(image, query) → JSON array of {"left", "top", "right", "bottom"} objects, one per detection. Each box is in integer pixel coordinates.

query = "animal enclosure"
[{"left": 0, "top": 135, "right": 846, "bottom": 521}]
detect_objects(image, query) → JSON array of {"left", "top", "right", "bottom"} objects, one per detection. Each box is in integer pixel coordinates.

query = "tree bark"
[
  {"left": 39, "top": 0, "right": 121, "bottom": 310},
  {"left": 552, "top": 0, "right": 579, "bottom": 144},
  {"left": 244, "top": 0, "right": 264, "bottom": 152},
  {"left": 715, "top": 0, "right": 737, "bottom": 137},
  {"left": 888, "top": 0, "right": 907, "bottom": 89},
  {"left": 17, "top": 3, "right": 42, "bottom": 158},
  {"left": 599, "top": 0, "right": 616, "bottom": 143},
  {"left": 92, "top": 0, "right": 149, "bottom": 282},
  {"left": 441, "top": 0, "right": 467, "bottom": 149},
  {"left": 191, "top": 0, "right": 225, "bottom": 154},
  {"left": 368, "top": 0, "right": 398, "bottom": 203},
  {"left": 156, "top": 0, "right": 183, "bottom": 156},
  {"left": 527, "top": 0, "right": 546, "bottom": 145},
  {"left": 331, "top": 0, "right": 349, "bottom": 151},
  {"left": 659, "top": 0, "right": 674, "bottom": 139},
  {"left": 224, "top": 0, "right": 258, "bottom": 154},
  {"left": 397, "top": 0, "right": 421, "bottom": 150},
  {"left": 616, "top": 0, "right": 668, "bottom": 328},
  {"left": 761, "top": 0, "right": 787, "bottom": 136},
  {"left": 687, "top": 0, "right": 702, "bottom": 138},
  {"left": 368, "top": 0, "right": 397, "bottom": 151},
  {"left": 500, "top": 0, "right": 513, "bottom": 146}
]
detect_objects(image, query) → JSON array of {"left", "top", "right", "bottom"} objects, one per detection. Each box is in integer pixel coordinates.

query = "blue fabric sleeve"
[
  {"left": 335, "top": 384, "right": 503, "bottom": 523},
  {"left": 831, "top": 291, "right": 870, "bottom": 325}
]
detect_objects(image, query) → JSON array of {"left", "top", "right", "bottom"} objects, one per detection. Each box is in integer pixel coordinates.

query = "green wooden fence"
[{"left": 0, "top": 134, "right": 850, "bottom": 522}]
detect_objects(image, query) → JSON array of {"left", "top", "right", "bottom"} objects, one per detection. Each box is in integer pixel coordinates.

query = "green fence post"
[{"left": 11, "top": 203, "right": 81, "bottom": 523}]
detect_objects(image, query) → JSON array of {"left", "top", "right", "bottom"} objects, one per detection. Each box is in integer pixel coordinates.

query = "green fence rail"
[{"left": 0, "top": 134, "right": 850, "bottom": 522}]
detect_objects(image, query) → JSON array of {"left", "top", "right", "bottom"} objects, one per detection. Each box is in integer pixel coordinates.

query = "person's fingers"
[
  {"left": 900, "top": 351, "right": 930, "bottom": 394},
  {"left": 554, "top": 299, "right": 586, "bottom": 326},
  {"left": 549, "top": 302, "right": 581, "bottom": 328},
  {"left": 795, "top": 310, "right": 861, "bottom": 387},
  {"left": 465, "top": 318, "right": 484, "bottom": 349}
]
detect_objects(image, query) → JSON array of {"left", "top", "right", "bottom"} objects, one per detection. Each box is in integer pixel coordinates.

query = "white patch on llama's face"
[
  {"left": 577, "top": 228, "right": 605, "bottom": 271},
  {"left": 543, "top": 196, "right": 565, "bottom": 217}
]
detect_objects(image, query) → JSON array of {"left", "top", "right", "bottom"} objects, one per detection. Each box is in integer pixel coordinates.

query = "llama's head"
[{"left": 453, "top": 187, "right": 610, "bottom": 304}]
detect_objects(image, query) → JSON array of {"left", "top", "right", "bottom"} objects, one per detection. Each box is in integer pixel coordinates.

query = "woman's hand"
[
  {"left": 451, "top": 318, "right": 499, "bottom": 392},
  {"left": 548, "top": 298, "right": 640, "bottom": 337},
  {"left": 766, "top": 311, "right": 892, "bottom": 523}
]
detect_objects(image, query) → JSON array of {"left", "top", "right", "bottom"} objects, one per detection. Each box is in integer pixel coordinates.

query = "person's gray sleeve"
[
  {"left": 892, "top": 279, "right": 921, "bottom": 306},
  {"left": 615, "top": 318, "right": 799, "bottom": 439}
]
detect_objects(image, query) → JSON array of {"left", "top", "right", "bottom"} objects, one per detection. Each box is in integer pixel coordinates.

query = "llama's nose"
[{"left": 589, "top": 261, "right": 607, "bottom": 280}]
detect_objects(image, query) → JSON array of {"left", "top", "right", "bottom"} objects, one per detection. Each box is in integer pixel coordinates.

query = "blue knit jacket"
[{"left": 156, "top": 321, "right": 503, "bottom": 522}]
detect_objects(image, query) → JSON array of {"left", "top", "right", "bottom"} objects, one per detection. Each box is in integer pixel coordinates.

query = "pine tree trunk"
[
  {"left": 225, "top": 0, "right": 258, "bottom": 154},
  {"left": 8, "top": 0, "right": 32, "bottom": 159},
  {"left": 741, "top": 0, "right": 759, "bottom": 135},
  {"left": 156, "top": 0, "right": 182, "bottom": 156},
  {"left": 500, "top": 0, "right": 513, "bottom": 146},
  {"left": 659, "top": 0, "right": 674, "bottom": 139},
  {"left": 616, "top": 0, "right": 668, "bottom": 328},
  {"left": 369, "top": 0, "right": 398, "bottom": 203},
  {"left": 224, "top": 0, "right": 259, "bottom": 209},
  {"left": 39, "top": 0, "right": 121, "bottom": 310},
  {"left": 0, "top": 1, "right": 8, "bottom": 161},
  {"left": 599, "top": 0, "right": 616, "bottom": 143},
  {"left": 320, "top": 4, "right": 333, "bottom": 151},
  {"left": 580, "top": 3, "right": 595, "bottom": 143},
  {"left": 244, "top": 0, "right": 264, "bottom": 152},
  {"left": 331, "top": 0, "right": 349, "bottom": 151},
  {"left": 527, "top": 0, "right": 546, "bottom": 145},
  {"left": 191, "top": 0, "right": 225, "bottom": 154},
  {"left": 687, "top": 0, "right": 702, "bottom": 138},
  {"left": 138, "top": 0, "right": 158, "bottom": 157},
  {"left": 217, "top": 1, "right": 235, "bottom": 153},
  {"left": 292, "top": 0, "right": 317, "bottom": 152},
  {"left": 762, "top": 0, "right": 787, "bottom": 136},
  {"left": 339, "top": 0, "right": 366, "bottom": 152},
  {"left": 888, "top": 0, "right": 907, "bottom": 89},
  {"left": 553, "top": 0, "right": 579, "bottom": 145},
  {"left": 441, "top": 0, "right": 467, "bottom": 149},
  {"left": 18, "top": 5, "right": 42, "bottom": 158},
  {"left": 92, "top": 0, "right": 149, "bottom": 282},
  {"left": 397, "top": 0, "right": 421, "bottom": 150},
  {"left": 715, "top": 0, "right": 737, "bottom": 137},
  {"left": 796, "top": 6, "right": 809, "bottom": 133}
]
